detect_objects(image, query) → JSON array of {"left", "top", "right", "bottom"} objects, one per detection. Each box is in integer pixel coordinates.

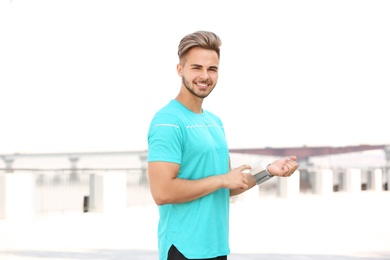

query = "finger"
[
  {"left": 287, "top": 165, "right": 298, "bottom": 176},
  {"left": 240, "top": 183, "right": 249, "bottom": 190},
  {"left": 285, "top": 158, "right": 296, "bottom": 165},
  {"left": 283, "top": 163, "right": 291, "bottom": 173},
  {"left": 238, "top": 164, "right": 252, "bottom": 172},
  {"left": 285, "top": 160, "right": 297, "bottom": 170}
]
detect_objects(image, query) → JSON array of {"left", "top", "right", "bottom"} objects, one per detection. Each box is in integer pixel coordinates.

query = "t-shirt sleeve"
[{"left": 147, "top": 113, "right": 182, "bottom": 164}]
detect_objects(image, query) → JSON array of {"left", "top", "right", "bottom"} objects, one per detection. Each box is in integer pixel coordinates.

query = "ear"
[{"left": 176, "top": 63, "right": 183, "bottom": 77}]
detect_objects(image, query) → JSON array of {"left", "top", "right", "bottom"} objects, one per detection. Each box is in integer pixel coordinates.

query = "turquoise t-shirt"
[{"left": 147, "top": 100, "right": 230, "bottom": 260}]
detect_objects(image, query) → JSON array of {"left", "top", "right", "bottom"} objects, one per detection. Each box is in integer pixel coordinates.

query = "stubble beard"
[{"left": 182, "top": 76, "right": 215, "bottom": 99}]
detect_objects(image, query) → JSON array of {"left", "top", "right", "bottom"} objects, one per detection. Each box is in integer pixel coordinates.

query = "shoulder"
[{"left": 149, "top": 100, "right": 184, "bottom": 128}]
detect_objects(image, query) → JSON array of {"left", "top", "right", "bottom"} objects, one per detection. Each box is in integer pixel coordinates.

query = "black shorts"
[{"left": 167, "top": 245, "right": 227, "bottom": 260}]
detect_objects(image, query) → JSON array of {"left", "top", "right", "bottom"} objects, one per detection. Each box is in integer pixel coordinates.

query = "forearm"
[
  {"left": 148, "top": 162, "right": 252, "bottom": 205},
  {"left": 151, "top": 175, "right": 226, "bottom": 205}
]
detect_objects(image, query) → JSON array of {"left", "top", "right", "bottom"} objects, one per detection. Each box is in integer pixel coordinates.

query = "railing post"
[
  {"left": 313, "top": 168, "right": 333, "bottom": 195},
  {"left": 383, "top": 145, "right": 390, "bottom": 190},
  {"left": 369, "top": 168, "right": 383, "bottom": 192},
  {"left": 2, "top": 156, "right": 14, "bottom": 173},
  {"left": 68, "top": 156, "right": 79, "bottom": 182},
  {"left": 0, "top": 172, "right": 35, "bottom": 222},
  {"left": 139, "top": 153, "right": 148, "bottom": 185},
  {"left": 344, "top": 168, "right": 362, "bottom": 193},
  {"left": 385, "top": 167, "right": 390, "bottom": 191},
  {"left": 277, "top": 170, "right": 300, "bottom": 198},
  {"left": 89, "top": 171, "right": 127, "bottom": 213}
]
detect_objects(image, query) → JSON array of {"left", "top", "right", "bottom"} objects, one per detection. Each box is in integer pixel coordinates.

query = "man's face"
[{"left": 177, "top": 47, "right": 219, "bottom": 99}]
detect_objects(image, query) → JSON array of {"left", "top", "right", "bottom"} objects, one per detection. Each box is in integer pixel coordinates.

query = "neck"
[{"left": 175, "top": 91, "right": 203, "bottom": 114}]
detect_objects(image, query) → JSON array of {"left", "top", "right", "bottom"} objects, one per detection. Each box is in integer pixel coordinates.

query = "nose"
[{"left": 199, "top": 69, "right": 210, "bottom": 80}]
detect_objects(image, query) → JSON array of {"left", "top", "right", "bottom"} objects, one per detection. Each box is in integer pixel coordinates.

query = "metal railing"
[
  {"left": 1, "top": 165, "right": 387, "bottom": 215},
  {"left": 0, "top": 168, "right": 153, "bottom": 215}
]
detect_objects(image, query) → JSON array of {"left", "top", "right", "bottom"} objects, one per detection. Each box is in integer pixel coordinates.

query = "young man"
[{"left": 147, "top": 31, "right": 299, "bottom": 260}]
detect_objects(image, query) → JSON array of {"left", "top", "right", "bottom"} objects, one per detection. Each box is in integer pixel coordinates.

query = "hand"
[
  {"left": 267, "top": 156, "right": 299, "bottom": 177},
  {"left": 222, "top": 165, "right": 252, "bottom": 189}
]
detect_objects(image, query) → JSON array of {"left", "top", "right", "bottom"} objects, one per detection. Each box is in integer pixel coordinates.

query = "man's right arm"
[{"left": 147, "top": 161, "right": 251, "bottom": 205}]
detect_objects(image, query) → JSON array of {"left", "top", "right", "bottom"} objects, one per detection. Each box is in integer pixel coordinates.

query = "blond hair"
[{"left": 178, "top": 31, "right": 222, "bottom": 60}]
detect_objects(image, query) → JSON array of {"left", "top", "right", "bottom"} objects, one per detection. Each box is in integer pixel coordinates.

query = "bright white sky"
[{"left": 0, "top": 0, "right": 389, "bottom": 154}]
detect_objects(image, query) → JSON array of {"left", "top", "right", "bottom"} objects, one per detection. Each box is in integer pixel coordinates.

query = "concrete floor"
[{"left": 1, "top": 191, "right": 389, "bottom": 260}]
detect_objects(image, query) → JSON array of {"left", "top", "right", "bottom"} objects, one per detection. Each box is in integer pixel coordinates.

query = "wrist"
[
  {"left": 265, "top": 163, "right": 273, "bottom": 176},
  {"left": 251, "top": 163, "right": 273, "bottom": 185}
]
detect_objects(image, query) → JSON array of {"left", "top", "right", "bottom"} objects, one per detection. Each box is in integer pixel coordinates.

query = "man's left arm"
[{"left": 229, "top": 156, "right": 299, "bottom": 196}]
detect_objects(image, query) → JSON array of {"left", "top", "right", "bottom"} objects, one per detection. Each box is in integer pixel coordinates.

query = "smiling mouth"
[{"left": 196, "top": 82, "right": 210, "bottom": 89}]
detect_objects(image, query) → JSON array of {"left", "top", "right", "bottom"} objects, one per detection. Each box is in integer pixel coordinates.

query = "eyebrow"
[{"left": 190, "top": 64, "right": 219, "bottom": 69}]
